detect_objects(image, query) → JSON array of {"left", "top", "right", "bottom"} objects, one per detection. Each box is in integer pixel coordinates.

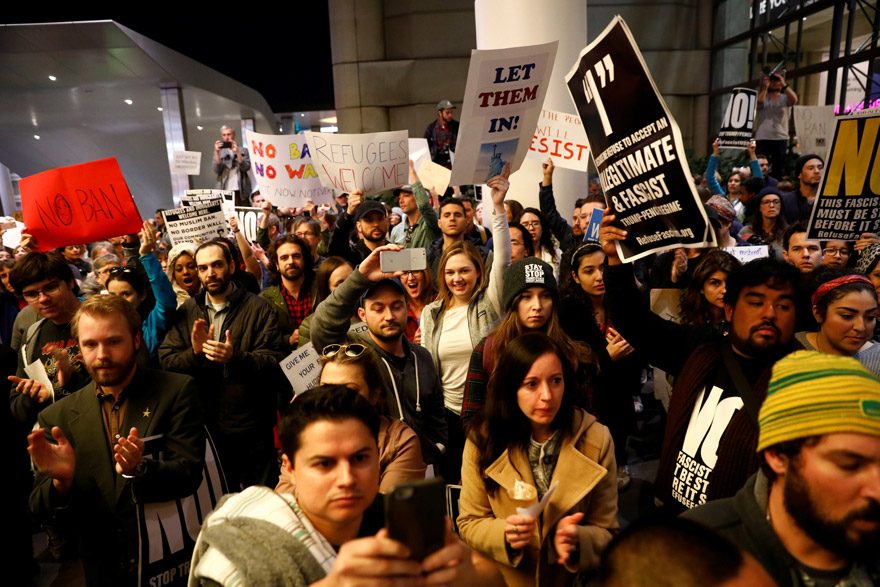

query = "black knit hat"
[
  {"left": 502, "top": 257, "right": 558, "bottom": 311},
  {"left": 793, "top": 154, "right": 823, "bottom": 179}
]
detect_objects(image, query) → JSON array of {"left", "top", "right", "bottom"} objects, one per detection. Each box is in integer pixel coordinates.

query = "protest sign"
[
  {"left": 234, "top": 206, "right": 261, "bottom": 243},
  {"left": 171, "top": 151, "right": 202, "bottom": 175},
  {"left": 305, "top": 131, "right": 409, "bottom": 196},
  {"left": 566, "top": 17, "right": 713, "bottom": 263},
  {"left": 527, "top": 109, "right": 590, "bottom": 171},
  {"left": 793, "top": 105, "right": 837, "bottom": 154},
  {"left": 183, "top": 189, "right": 236, "bottom": 219},
  {"left": 718, "top": 88, "right": 757, "bottom": 149},
  {"left": 724, "top": 245, "right": 769, "bottom": 264},
  {"left": 416, "top": 159, "right": 452, "bottom": 195},
  {"left": 450, "top": 41, "right": 558, "bottom": 186},
  {"left": 163, "top": 201, "right": 227, "bottom": 246},
  {"left": 280, "top": 342, "right": 322, "bottom": 397},
  {"left": 409, "top": 138, "right": 430, "bottom": 167},
  {"left": 583, "top": 207, "right": 604, "bottom": 242},
  {"left": 19, "top": 157, "right": 144, "bottom": 251},
  {"left": 806, "top": 112, "right": 880, "bottom": 241},
  {"left": 246, "top": 130, "right": 334, "bottom": 207},
  {"left": 137, "top": 435, "right": 226, "bottom": 587}
]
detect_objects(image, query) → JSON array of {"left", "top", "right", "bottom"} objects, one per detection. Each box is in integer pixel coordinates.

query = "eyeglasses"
[
  {"left": 108, "top": 267, "right": 137, "bottom": 277},
  {"left": 760, "top": 200, "right": 781, "bottom": 207},
  {"left": 22, "top": 280, "right": 63, "bottom": 301},
  {"left": 823, "top": 247, "right": 850, "bottom": 257},
  {"left": 521, "top": 221, "right": 541, "bottom": 229},
  {"left": 322, "top": 343, "right": 366, "bottom": 358},
  {"left": 294, "top": 231, "right": 316, "bottom": 239}
]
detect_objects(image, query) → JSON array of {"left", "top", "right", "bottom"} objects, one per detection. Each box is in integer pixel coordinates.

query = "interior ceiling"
[{"left": 0, "top": 20, "right": 278, "bottom": 213}]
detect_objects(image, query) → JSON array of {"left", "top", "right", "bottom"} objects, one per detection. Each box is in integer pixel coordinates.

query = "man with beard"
[
  {"left": 160, "top": 240, "right": 285, "bottom": 490},
  {"left": 600, "top": 212, "right": 801, "bottom": 512},
  {"left": 329, "top": 190, "right": 389, "bottom": 266},
  {"left": 29, "top": 295, "right": 204, "bottom": 586},
  {"left": 781, "top": 155, "right": 824, "bottom": 225},
  {"left": 309, "top": 244, "right": 448, "bottom": 469},
  {"left": 685, "top": 351, "right": 880, "bottom": 586},
  {"left": 260, "top": 235, "right": 314, "bottom": 349}
]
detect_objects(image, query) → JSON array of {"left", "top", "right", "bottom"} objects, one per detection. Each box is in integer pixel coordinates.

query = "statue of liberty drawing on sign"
[{"left": 485, "top": 144, "right": 506, "bottom": 182}]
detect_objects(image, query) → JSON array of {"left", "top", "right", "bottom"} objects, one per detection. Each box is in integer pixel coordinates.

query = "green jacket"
[{"left": 389, "top": 181, "right": 441, "bottom": 250}]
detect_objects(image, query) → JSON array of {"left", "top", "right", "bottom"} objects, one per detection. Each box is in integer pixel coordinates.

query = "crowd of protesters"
[{"left": 6, "top": 105, "right": 879, "bottom": 587}]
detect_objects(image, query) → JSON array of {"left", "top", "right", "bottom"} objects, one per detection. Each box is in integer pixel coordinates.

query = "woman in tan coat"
[{"left": 458, "top": 332, "right": 618, "bottom": 586}]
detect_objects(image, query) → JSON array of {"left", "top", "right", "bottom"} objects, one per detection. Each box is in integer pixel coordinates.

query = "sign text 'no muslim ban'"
[
  {"left": 566, "top": 17, "right": 713, "bottom": 262},
  {"left": 247, "top": 130, "right": 334, "bottom": 207},
  {"left": 450, "top": 41, "right": 558, "bottom": 186},
  {"left": 305, "top": 131, "right": 409, "bottom": 197},
  {"left": 718, "top": 88, "right": 757, "bottom": 150},
  {"left": 19, "top": 157, "right": 144, "bottom": 251},
  {"left": 806, "top": 111, "right": 880, "bottom": 241}
]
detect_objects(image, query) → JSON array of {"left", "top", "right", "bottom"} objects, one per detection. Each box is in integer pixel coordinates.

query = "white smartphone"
[{"left": 380, "top": 248, "right": 427, "bottom": 273}]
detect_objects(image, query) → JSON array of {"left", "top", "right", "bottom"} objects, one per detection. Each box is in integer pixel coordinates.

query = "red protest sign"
[{"left": 19, "top": 158, "right": 144, "bottom": 251}]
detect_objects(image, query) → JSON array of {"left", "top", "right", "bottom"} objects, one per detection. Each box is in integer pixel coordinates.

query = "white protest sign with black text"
[
  {"left": 527, "top": 109, "right": 590, "bottom": 171},
  {"left": 163, "top": 202, "right": 228, "bottom": 246},
  {"left": 806, "top": 112, "right": 880, "bottom": 241},
  {"left": 305, "top": 131, "right": 409, "bottom": 196},
  {"left": 793, "top": 105, "right": 837, "bottom": 154},
  {"left": 246, "top": 130, "right": 333, "bottom": 207},
  {"left": 566, "top": 16, "right": 713, "bottom": 262},
  {"left": 172, "top": 151, "right": 202, "bottom": 175},
  {"left": 718, "top": 88, "right": 757, "bottom": 149},
  {"left": 280, "top": 342, "right": 322, "bottom": 397},
  {"left": 450, "top": 41, "right": 558, "bottom": 186}
]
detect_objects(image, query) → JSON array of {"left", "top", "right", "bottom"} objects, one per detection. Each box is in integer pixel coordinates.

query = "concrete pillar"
[
  {"left": 474, "top": 0, "right": 588, "bottom": 218},
  {"left": 160, "top": 85, "right": 190, "bottom": 206},
  {"left": 0, "top": 164, "right": 16, "bottom": 217}
]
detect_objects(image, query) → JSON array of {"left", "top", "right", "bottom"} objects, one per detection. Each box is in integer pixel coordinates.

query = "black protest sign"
[
  {"left": 136, "top": 435, "right": 227, "bottom": 587},
  {"left": 806, "top": 113, "right": 880, "bottom": 241},
  {"left": 234, "top": 207, "right": 262, "bottom": 244},
  {"left": 719, "top": 88, "right": 757, "bottom": 149},
  {"left": 162, "top": 201, "right": 228, "bottom": 246},
  {"left": 565, "top": 16, "right": 713, "bottom": 262}
]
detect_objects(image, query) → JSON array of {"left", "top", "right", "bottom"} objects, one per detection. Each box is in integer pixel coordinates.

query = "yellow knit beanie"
[{"left": 758, "top": 350, "right": 880, "bottom": 451}]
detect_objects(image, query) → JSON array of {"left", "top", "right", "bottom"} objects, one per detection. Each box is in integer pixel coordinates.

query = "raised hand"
[
  {"left": 28, "top": 426, "right": 75, "bottom": 494},
  {"left": 114, "top": 427, "right": 145, "bottom": 476}
]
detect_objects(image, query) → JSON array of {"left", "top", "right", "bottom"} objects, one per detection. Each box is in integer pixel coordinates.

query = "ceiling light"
[
  {"left": 157, "top": 107, "right": 164, "bottom": 112},
  {"left": 196, "top": 125, "right": 204, "bottom": 131},
  {"left": 33, "top": 134, "right": 40, "bottom": 140},
  {"left": 299, "top": 113, "right": 305, "bottom": 117},
  {"left": 124, "top": 99, "right": 133, "bottom": 105},
  {"left": 48, "top": 75, "right": 57, "bottom": 81}
]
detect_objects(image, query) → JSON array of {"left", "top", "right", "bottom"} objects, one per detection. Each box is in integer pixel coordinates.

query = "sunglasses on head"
[{"left": 322, "top": 343, "right": 366, "bottom": 359}]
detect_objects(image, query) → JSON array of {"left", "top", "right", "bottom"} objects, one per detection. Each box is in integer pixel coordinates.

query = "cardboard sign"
[
  {"left": 171, "top": 151, "right": 202, "bottom": 175},
  {"left": 305, "top": 131, "right": 408, "bottom": 196},
  {"left": 527, "top": 109, "right": 590, "bottom": 171},
  {"left": 718, "top": 88, "right": 757, "bottom": 149},
  {"left": 246, "top": 130, "right": 334, "bottom": 207},
  {"left": 416, "top": 159, "right": 452, "bottom": 195},
  {"left": 136, "top": 435, "right": 227, "bottom": 587},
  {"left": 806, "top": 112, "right": 880, "bottom": 241},
  {"left": 19, "top": 157, "right": 144, "bottom": 251},
  {"left": 163, "top": 202, "right": 227, "bottom": 246},
  {"left": 183, "top": 189, "right": 236, "bottom": 219},
  {"left": 280, "top": 342, "right": 322, "bottom": 397},
  {"left": 450, "top": 41, "right": 558, "bottom": 186},
  {"left": 565, "top": 17, "right": 713, "bottom": 262},
  {"left": 234, "top": 206, "right": 262, "bottom": 244},
  {"left": 724, "top": 245, "right": 769, "bottom": 264},
  {"left": 793, "top": 105, "right": 837, "bottom": 154}
]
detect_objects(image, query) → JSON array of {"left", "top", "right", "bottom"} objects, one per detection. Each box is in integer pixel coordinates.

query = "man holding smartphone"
[
  {"left": 191, "top": 387, "right": 501, "bottom": 586},
  {"left": 213, "top": 125, "right": 251, "bottom": 206}
]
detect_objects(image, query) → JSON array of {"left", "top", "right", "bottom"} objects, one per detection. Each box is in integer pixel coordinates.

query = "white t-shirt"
[{"left": 437, "top": 305, "right": 472, "bottom": 414}]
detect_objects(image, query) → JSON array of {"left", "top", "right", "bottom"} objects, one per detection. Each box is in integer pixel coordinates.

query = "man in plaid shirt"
[{"left": 260, "top": 235, "right": 315, "bottom": 349}]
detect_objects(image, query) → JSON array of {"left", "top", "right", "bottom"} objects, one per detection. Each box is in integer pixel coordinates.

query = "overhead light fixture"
[
  {"left": 157, "top": 107, "right": 164, "bottom": 112},
  {"left": 299, "top": 113, "right": 305, "bottom": 117},
  {"left": 802, "top": 16, "right": 807, "bottom": 20},
  {"left": 48, "top": 75, "right": 57, "bottom": 81},
  {"left": 196, "top": 125, "right": 204, "bottom": 131},
  {"left": 124, "top": 99, "right": 133, "bottom": 105},
  {"left": 34, "top": 134, "right": 41, "bottom": 140}
]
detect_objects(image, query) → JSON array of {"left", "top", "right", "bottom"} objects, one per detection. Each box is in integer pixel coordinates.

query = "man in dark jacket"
[
  {"left": 685, "top": 351, "right": 880, "bottom": 587},
  {"left": 159, "top": 240, "right": 285, "bottom": 490},
  {"left": 328, "top": 190, "right": 389, "bottom": 267},
  {"left": 425, "top": 99, "right": 459, "bottom": 169}
]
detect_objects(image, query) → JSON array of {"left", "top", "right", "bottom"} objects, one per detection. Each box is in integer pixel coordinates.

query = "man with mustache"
[
  {"left": 600, "top": 213, "right": 801, "bottom": 512},
  {"left": 160, "top": 240, "right": 285, "bottom": 490},
  {"left": 685, "top": 351, "right": 880, "bottom": 586}
]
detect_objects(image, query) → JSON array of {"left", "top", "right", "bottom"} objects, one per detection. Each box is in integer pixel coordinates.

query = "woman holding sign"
[
  {"left": 421, "top": 166, "right": 512, "bottom": 483},
  {"left": 705, "top": 138, "right": 763, "bottom": 223},
  {"left": 458, "top": 332, "right": 618, "bottom": 587},
  {"left": 739, "top": 189, "right": 788, "bottom": 259}
]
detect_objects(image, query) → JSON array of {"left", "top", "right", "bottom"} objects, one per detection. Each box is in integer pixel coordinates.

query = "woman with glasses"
[
  {"left": 820, "top": 240, "right": 853, "bottom": 269},
  {"left": 276, "top": 342, "right": 425, "bottom": 494},
  {"left": 105, "top": 222, "right": 176, "bottom": 358},
  {"left": 458, "top": 333, "right": 618, "bottom": 587},
  {"left": 739, "top": 188, "right": 788, "bottom": 259},
  {"left": 518, "top": 208, "right": 561, "bottom": 277},
  {"left": 421, "top": 168, "right": 512, "bottom": 483}
]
